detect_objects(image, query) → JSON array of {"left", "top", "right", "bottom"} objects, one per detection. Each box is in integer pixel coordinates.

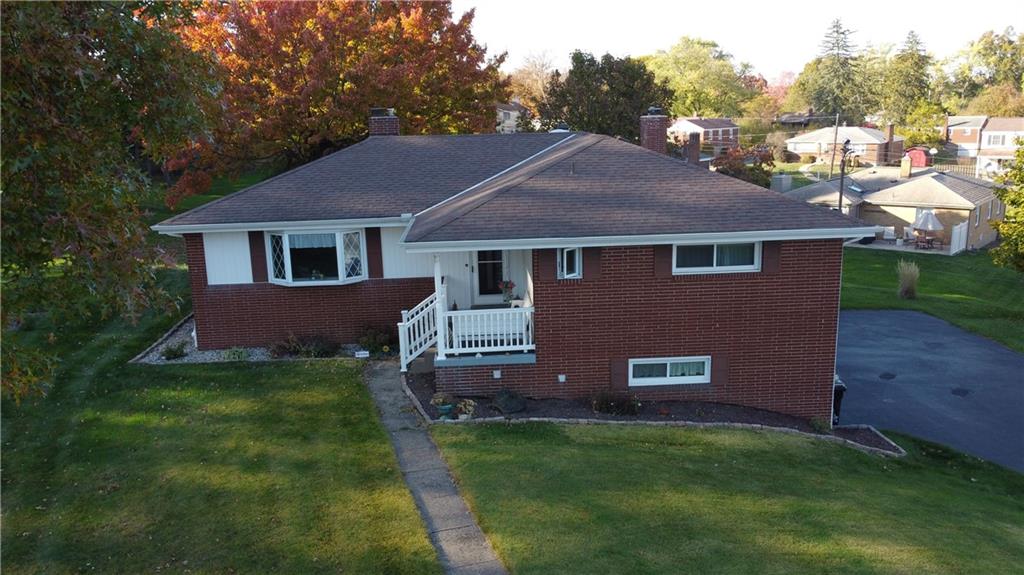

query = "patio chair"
[
  {"left": 903, "top": 227, "right": 916, "bottom": 241},
  {"left": 882, "top": 226, "right": 896, "bottom": 242}
]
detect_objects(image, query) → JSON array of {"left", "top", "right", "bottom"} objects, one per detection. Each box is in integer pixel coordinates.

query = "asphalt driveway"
[{"left": 837, "top": 310, "right": 1024, "bottom": 472}]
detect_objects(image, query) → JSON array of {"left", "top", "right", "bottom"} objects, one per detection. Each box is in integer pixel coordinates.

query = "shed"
[{"left": 906, "top": 146, "right": 932, "bottom": 168}]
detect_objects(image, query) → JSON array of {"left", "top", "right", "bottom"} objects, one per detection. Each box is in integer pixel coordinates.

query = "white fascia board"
[
  {"left": 152, "top": 216, "right": 411, "bottom": 236},
  {"left": 400, "top": 226, "right": 882, "bottom": 253}
]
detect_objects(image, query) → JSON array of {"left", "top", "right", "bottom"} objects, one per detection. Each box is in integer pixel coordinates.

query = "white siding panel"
[
  {"left": 203, "top": 232, "right": 253, "bottom": 285},
  {"left": 381, "top": 227, "right": 434, "bottom": 278}
]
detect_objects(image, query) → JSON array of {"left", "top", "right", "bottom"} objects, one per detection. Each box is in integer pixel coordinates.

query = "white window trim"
[
  {"left": 987, "top": 200, "right": 993, "bottom": 219},
  {"left": 265, "top": 228, "right": 368, "bottom": 287},
  {"left": 628, "top": 356, "right": 712, "bottom": 387},
  {"left": 556, "top": 247, "right": 583, "bottom": 280},
  {"left": 975, "top": 209, "right": 980, "bottom": 227},
  {"left": 672, "top": 241, "right": 762, "bottom": 275}
]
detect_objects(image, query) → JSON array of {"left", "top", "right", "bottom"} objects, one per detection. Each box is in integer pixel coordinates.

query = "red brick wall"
[
  {"left": 437, "top": 240, "right": 844, "bottom": 421},
  {"left": 184, "top": 234, "right": 433, "bottom": 349}
]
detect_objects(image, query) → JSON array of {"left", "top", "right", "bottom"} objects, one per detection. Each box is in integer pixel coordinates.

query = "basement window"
[
  {"left": 267, "top": 230, "right": 366, "bottom": 286},
  {"left": 673, "top": 242, "right": 761, "bottom": 274},
  {"left": 557, "top": 247, "right": 582, "bottom": 279},
  {"left": 629, "top": 356, "right": 711, "bottom": 386}
]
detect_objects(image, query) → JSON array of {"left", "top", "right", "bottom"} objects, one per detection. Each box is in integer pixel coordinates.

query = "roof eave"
[
  {"left": 151, "top": 215, "right": 412, "bottom": 235},
  {"left": 400, "top": 226, "right": 881, "bottom": 253}
]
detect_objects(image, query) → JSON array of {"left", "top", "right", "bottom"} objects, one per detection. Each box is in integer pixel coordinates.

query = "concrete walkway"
[{"left": 364, "top": 361, "right": 507, "bottom": 575}]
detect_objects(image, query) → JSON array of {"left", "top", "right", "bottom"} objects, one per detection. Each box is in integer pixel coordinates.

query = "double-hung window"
[
  {"left": 629, "top": 356, "right": 711, "bottom": 386},
  {"left": 987, "top": 134, "right": 1005, "bottom": 147},
  {"left": 267, "top": 230, "right": 366, "bottom": 286},
  {"left": 673, "top": 242, "right": 760, "bottom": 274},
  {"left": 557, "top": 247, "right": 582, "bottom": 279}
]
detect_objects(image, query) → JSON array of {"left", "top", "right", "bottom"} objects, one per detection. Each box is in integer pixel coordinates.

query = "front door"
[{"left": 472, "top": 250, "right": 505, "bottom": 306}]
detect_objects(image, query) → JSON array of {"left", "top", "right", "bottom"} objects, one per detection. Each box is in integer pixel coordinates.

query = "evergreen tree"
[
  {"left": 811, "top": 19, "right": 861, "bottom": 124},
  {"left": 882, "top": 31, "right": 932, "bottom": 123}
]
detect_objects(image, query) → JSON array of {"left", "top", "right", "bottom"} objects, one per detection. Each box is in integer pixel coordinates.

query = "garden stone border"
[
  {"left": 128, "top": 313, "right": 194, "bottom": 363},
  {"left": 400, "top": 374, "right": 906, "bottom": 459}
]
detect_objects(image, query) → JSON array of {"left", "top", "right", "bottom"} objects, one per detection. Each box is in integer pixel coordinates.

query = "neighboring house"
[
  {"left": 496, "top": 102, "right": 526, "bottom": 134},
  {"left": 777, "top": 109, "right": 814, "bottom": 128},
  {"left": 786, "top": 166, "right": 1004, "bottom": 250},
  {"left": 786, "top": 125, "right": 904, "bottom": 165},
  {"left": 942, "top": 115, "right": 987, "bottom": 157},
  {"left": 154, "top": 107, "right": 876, "bottom": 423},
  {"left": 860, "top": 172, "right": 1003, "bottom": 249},
  {"left": 668, "top": 117, "right": 739, "bottom": 156},
  {"left": 977, "top": 117, "right": 1024, "bottom": 174}
]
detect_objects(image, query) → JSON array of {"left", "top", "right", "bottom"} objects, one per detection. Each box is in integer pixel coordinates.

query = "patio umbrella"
[{"left": 912, "top": 211, "right": 944, "bottom": 232}]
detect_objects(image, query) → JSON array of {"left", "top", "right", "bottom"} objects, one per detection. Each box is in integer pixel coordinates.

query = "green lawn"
[
  {"left": 842, "top": 247, "right": 1024, "bottom": 352},
  {"left": 434, "top": 423, "right": 1024, "bottom": 575},
  {"left": 3, "top": 169, "right": 440, "bottom": 574},
  {"left": 1, "top": 292, "right": 439, "bottom": 574}
]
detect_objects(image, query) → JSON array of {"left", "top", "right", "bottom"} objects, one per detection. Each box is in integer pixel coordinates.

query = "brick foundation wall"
[
  {"left": 184, "top": 234, "right": 433, "bottom": 349},
  {"left": 437, "top": 240, "right": 844, "bottom": 421}
]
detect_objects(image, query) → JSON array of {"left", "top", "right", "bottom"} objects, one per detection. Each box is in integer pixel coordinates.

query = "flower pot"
[{"left": 437, "top": 404, "right": 454, "bottom": 418}]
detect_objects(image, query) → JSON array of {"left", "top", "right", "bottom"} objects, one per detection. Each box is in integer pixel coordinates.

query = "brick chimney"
[
  {"left": 369, "top": 107, "right": 399, "bottom": 136},
  {"left": 640, "top": 106, "right": 670, "bottom": 154},
  {"left": 943, "top": 115, "right": 950, "bottom": 143},
  {"left": 886, "top": 122, "right": 894, "bottom": 142},
  {"left": 686, "top": 132, "right": 701, "bottom": 165}
]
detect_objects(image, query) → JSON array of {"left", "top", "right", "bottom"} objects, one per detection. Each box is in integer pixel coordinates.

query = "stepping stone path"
[{"left": 364, "top": 361, "right": 508, "bottom": 575}]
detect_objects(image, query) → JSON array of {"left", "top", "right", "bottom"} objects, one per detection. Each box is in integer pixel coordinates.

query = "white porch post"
[{"left": 433, "top": 254, "right": 448, "bottom": 360}]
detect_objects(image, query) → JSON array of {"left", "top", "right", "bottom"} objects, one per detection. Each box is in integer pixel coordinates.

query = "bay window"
[
  {"left": 673, "top": 242, "right": 760, "bottom": 274},
  {"left": 267, "top": 230, "right": 366, "bottom": 285}
]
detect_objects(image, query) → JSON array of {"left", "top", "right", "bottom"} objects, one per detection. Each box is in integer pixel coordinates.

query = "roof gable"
[{"left": 861, "top": 173, "right": 994, "bottom": 209}]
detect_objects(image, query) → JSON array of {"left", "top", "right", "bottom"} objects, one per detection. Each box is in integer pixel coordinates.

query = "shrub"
[
  {"left": 809, "top": 417, "right": 831, "bottom": 434},
  {"left": 269, "top": 334, "right": 338, "bottom": 358},
  {"left": 358, "top": 326, "right": 393, "bottom": 355},
  {"left": 896, "top": 259, "right": 920, "bottom": 299},
  {"left": 223, "top": 347, "right": 250, "bottom": 362},
  {"left": 591, "top": 392, "right": 641, "bottom": 416},
  {"left": 799, "top": 153, "right": 817, "bottom": 164},
  {"left": 430, "top": 392, "right": 455, "bottom": 407},
  {"left": 161, "top": 341, "right": 187, "bottom": 360}
]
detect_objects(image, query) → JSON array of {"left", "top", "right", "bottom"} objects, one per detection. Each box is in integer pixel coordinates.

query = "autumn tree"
[
  {"left": 172, "top": 0, "right": 508, "bottom": 205},
  {"left": 896, "top": 101, "right": 945, "bottom": 148},
  {"left": 645, "top": 37, "right": 755, "bottom": 117},
  {"left": 946, "top": 27, "right": 1024, "bottom": 103},
  {"left": 538, "top": 51, "right": 673, "bottom": 141},
  {"left": 712, "top": 148, "right": 775, "bottom": 188},
  {"left": 991, "top": 140, "right": 1024, "bottom": 272},
  {"left": 1, "top": 2, "right": 216, "bottom": 400},
  {"left": 964, "top": 83, "right": 1024, "bottom": 116}
]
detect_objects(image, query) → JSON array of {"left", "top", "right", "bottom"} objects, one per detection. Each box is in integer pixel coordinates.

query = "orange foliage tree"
[{"left": 169, "top": 0, "right": 509, "bottom": 206}]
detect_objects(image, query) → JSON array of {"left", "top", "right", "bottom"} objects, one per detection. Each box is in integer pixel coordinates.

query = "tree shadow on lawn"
[{"left": 2, "top": 361, "right": 440, "bottom": 575}]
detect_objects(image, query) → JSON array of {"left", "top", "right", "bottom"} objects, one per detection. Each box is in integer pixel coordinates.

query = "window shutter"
[
  {"left": 653, "top": 245, "right": 673, "bottom": 277},
  {"left": 365, "top": 227, "right": 383, "bottom": 279},
  {"left": 583, "top": 247, "right": 602, "bottom": 280},
  {"left": 710, "top": 354, "right": 728, "bottom": 387},
  {"left": 762, "top": 241, "right": 781, "bottom": 274},
  {"left": 609, "top": 358, "right": 628, "bottom": 391},
  {"left": 535, "top": 249, "right": 556, "bottom": 281},
  {"left": 248, "top": 231, "right": 268, "bottom": 282}
]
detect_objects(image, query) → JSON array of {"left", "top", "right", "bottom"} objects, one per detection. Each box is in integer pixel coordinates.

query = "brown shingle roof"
[
  {"left": 405, "top": 134, "right": 863, "bottom": 243},
  {"left": 156, "top": 133, "right": 571, "bottom": 226},
  {"left": 984, "top": 117, "right": 1024, "bottom": 131}
]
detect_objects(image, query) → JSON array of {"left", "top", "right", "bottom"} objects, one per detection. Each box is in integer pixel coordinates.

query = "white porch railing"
[
  {"left": 444, "top": 306, "right": 535, "bottom": 356},
  {"left": 397, "top": 290, "right": 438, "bottom": 372}
]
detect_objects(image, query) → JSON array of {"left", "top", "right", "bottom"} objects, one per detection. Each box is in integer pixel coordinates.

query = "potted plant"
[
  {"left": 456, "top": 398, "right": 477, "bottom": 421},
  {"left": 498, "top": 280, "right": 516, "bottom": 303},
  {"left": 430, "top": 392, "right": 456, "bottom": 418}
]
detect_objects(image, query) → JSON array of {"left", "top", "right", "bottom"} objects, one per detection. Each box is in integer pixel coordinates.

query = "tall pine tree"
[
  {"left": 812, "top": 19, "right": 861, "bottom": 124},
  {"left": 882, "top": 31, "right": 932, "bottom": 124}
]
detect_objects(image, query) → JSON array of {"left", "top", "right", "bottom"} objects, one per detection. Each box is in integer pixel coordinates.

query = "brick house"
[
  {"left": 154, "top": 108, "right": 876, "bottom": 423},
  {"left": 667, "top": 117, "right": 740, "bottom": 156},
  {"left": 786, "top": 125, "right": 904, "bottom": 165}
]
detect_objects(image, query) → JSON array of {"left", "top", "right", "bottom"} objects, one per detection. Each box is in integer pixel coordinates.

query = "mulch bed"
[{"left": 406, "top": 371, "right": 903, "bottom": 455}]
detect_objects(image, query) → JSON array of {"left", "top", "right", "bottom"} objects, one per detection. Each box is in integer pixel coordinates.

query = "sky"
[{"left": 451, "top": 0, "right": 1023, "bottom": 81}]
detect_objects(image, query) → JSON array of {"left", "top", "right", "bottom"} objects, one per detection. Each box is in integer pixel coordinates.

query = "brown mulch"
[{"left": 406, "top": 371, "right": 902, "bottom": 455}]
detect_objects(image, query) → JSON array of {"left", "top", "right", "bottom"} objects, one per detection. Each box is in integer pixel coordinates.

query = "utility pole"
[
  {"left": 837, "top": 139, "right": 851, "bottom": 213},
  {"left": 828, "top": 112, "right": 840, "bottom": 179}
]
